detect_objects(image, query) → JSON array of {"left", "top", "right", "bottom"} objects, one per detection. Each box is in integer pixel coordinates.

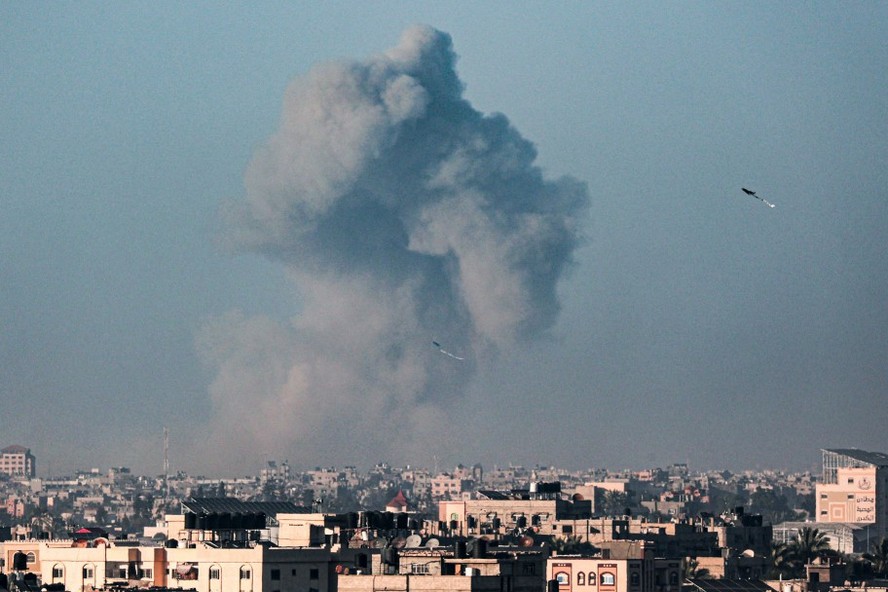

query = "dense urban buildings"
[{"left": 1, "top": 446, "right": 887, "bottom": 592}]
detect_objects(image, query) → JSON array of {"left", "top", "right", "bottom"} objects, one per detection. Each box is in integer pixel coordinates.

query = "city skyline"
[
  {"left": 0, "top": 439, "right": 835, "bottom": 479},
  {"left": 2, "top": 4, "right": 886, "bottom": 476}
]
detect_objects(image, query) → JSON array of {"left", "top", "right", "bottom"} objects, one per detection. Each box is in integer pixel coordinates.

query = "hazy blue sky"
[{"left": 2, "top": 3, "right": 886, "bottom": 477}]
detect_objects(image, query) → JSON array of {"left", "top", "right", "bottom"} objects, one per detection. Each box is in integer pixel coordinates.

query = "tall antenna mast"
[{"left": 163, "top": 426, "right": 170, "bottom": 503}]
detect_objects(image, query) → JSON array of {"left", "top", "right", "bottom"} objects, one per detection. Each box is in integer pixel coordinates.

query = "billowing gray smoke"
[{"left": 199, "top": 26, "right": 589, "bottom": 469}]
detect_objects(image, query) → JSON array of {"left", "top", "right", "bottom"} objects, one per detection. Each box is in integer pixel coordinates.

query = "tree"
[
  {"left": 789, "top": 527, "right": 831, "bottom": 574},
  {"left": 749, "top": 488, "right": 794, "bottom": 524},
  {"left": 29, "top": 513, "right": 54, "bottom": 540},
  {"left": 768, "top": 541, "right": 794, "bottom": 579},
  {"left": 863, "top": 537, "right": 888, "bottom": 578},
  {"left": 596, "top": 490, "right": 630, "bottom": 517}
]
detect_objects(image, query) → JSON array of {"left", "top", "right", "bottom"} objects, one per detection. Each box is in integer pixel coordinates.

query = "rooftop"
[
  {"left": 182, "top": 497, "right": 309, "bottom": 516},
  {"left": 823, "top": 449, "right": 888, "bottom": 468}
]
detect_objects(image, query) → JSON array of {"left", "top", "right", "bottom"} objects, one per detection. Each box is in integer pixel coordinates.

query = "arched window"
[
  {"left": 589, "top": 572, "right": 597, "bottom": 585},
  {"left": 669, "top": 571, "right": 679, "bottom": 586},
  {"left": 578, "top": 572, "right": 586, "bottom": 585},
  {"left": 631, "top": 572, "right": 640, "bottom": 586},
  {"left": 209, "top": 565, "right": 222, "bottom": 580},
  {"left": 601, "top": 572, "right": 615, "bottom": 586},
  {"left": 52, "top": 564, "right": 64, "bottom": 581},
  {"left": 556, "top": 572, "right": 570, "bottom": 585},
  {"left": 239, "top": 566, "right": 251, "bottom": 580},
  {"left": 26, "top": 552, "right": 36, "bottom": 564}
]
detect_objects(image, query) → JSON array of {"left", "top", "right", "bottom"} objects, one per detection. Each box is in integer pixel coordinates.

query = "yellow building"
[
  {"left": 2, "top": 537, "right": 331, "bottom": 592},
  {"left": 547, "top": 544, "right": 682, "bottom": 592},
  {"left": 438, "top": 483, "right": 592, "bottom": 540},
  {"left": 816, "top": 449, "right": 888, "bottom": 542}
]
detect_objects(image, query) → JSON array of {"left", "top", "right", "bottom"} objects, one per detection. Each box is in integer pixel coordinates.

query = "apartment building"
[
  {"left": 815, "top": 448, "right": 888, "bottom": 543},
  {"left": 431, "top": 473, "right": 472, "bottom": 499},
  {"left": 438, "top": 482, "right": 593, "bottom": 540},
  {"left": 547, "top": 542, "right": 682, "bottom": 592},
  {"left": 1, "top": 538, "right": 331, "bottom": 592},
  {"left": 338, "top": 540, "right": 547, "bottom": 592},
  {"left": 0, "top": 445, "right": 36, "bottom": 478}
]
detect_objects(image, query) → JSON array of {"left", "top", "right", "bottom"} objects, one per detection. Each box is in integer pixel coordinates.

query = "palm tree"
[
  {"left": 863, "top": 537, "right": 888, "bottom": 578},
  {"left": 790, "top": 527, "right": 831, "bottom": 572},
  {"left": 768, "top": 541, "right": 794, "bottom": 579},
  {"left": 29, "top": 512, "right": 54, "bottom": 539}
]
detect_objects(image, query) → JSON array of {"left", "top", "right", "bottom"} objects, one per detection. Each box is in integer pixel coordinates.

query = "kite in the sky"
[
  {"left": 432, "top": 340, "right": 464, "bottom": 361},
  {"left": 741, "top": 187, "right": 775, "bottom": 208}
]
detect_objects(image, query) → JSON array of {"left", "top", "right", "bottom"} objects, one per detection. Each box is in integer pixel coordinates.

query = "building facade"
[
  {"left": 438, "top": 483, "right": 593, "bottom": 540},
  {"left": 547, "top": 549, "right": 682, "bottom": 592},
  {"left": 815, "top": 449, "right": 888, "bottom": 544},
  {"left": 0, "top": 445, "right": 36, "bottom": 478},
  {"left": 2, "top": 538, "right": 331, "bottom": 592}
]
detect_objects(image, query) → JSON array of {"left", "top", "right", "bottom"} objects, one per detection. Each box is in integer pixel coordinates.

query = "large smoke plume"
[{"left": 198, "top": 26, "right": 589, "bottom": 469}]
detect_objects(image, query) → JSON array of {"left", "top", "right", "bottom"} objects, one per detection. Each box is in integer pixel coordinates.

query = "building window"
[
  {"left": 578, "top": 572, "right": 586, "bottom": 585},
  {"left": 52, "top": 566, "right": 63, "bottom": 579},
  {"left": 292, "top": 569, "right": 297, "bottom": 576},
  {"left": 144, "top": 568, "right": 153, "bottom": 579},
  {"left": 589, "top": 572, "right": 597, "bottom": 585},
  {"left": 556, "top": 572, "right": 570, "bottom": 585},
  {"left": 26, "top": 553, "right": 35, "bottom": 564},
  {"left": 271, "top": 569, "right": 280, "bottom": 580},
  {"left": 631, "top": 572, "right": 640, "bottom": 586},
  {"left": 210, "top": 567, "right": 221, "bottom": 580},
  {"left": 310, "top": 568, "right": 319, "bottom": 580},
  {"left": 602, "top": 573, "right": 615, "bottom": 586},
  {"left": 522, "top": 563, "right": 536, "bottom": 575},
  {"left": 240, "top": 567, "right": 251, "bottom": 580},
  {"left": 669, "top": 572, "right": 679, "bottom": 586},
  {"left": 410, "top": 563, "right": 429, "bottom": 574},
  {"left": 83, "top": 567, "right": 94, "bottom": 578}
]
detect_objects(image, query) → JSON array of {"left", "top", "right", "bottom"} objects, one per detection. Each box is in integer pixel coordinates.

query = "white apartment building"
[{"left": 0, "top": 445, "right": 36, "bottom": 478}]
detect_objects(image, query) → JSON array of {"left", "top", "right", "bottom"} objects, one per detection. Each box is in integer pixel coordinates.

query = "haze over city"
[{"left": 2, "top": 4, "right": 886, "bottom": 477}]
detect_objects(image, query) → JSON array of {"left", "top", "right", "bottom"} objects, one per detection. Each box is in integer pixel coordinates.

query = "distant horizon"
[{"left": 26, "top": 447, "right": 828, "bottom": 480}]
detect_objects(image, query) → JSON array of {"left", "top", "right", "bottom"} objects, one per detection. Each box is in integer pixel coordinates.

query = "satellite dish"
[
  {"left": 519, "top": 535, "right": 534, "bottom": 547},
  {"left": 425, "top": 538, "right": 440, "bottom": 549},
  {"left": 741, "top": 549, "right": 756, "bottom": 558},
  {"left": 405, "top": 534, "right": 422, "bottom": 548},
  {"left": 391, "top": 536, "right": 407, "bottom": 549}
]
